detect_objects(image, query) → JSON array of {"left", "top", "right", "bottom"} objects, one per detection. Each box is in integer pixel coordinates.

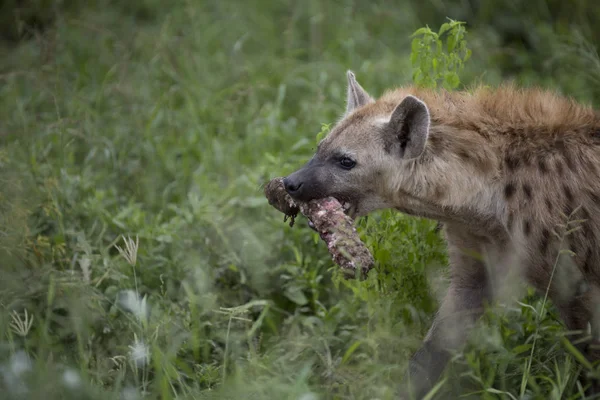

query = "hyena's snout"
[
  {"left": 283, "top": 174, "right": 305, "bottom": 198},
  {"left": 283, "top": 166, "right": 326, "bottom": 203}
]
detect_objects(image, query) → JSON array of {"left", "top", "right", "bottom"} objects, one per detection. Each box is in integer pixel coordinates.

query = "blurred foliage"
[
  {"left": 0, "top": 0, "right": 160, "bottom": 43},
  {"left": 0, "top": 0, "right": 599, "bottom": 399},
  {"left": 410, "top": 19, "right": 471, "bottom": 89}
]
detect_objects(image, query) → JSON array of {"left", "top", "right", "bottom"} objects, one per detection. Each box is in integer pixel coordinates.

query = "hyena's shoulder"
[{"left": 430, "top": 85, "right": 600, "bottom": 287}]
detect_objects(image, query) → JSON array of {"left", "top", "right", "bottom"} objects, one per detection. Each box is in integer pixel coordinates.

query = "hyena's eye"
[{"left": 339, "top": 157, "right": 356, "bottom": 170}]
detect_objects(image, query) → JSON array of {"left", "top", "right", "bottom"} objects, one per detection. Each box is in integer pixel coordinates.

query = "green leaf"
[
  {"left": 410, "top": 51, "right": 418, "bottom": 66},
  {"left": 512, "top": 343, "right": 532, "bottom": 355},
  {"left": 412, "top": 69, "right": 422, "bottom": 85},
  {"left": 410, "top": 27, "right": 432, "bottom": 37},
  {"left": 444, "top": 72, "right": 460, "bottom": 89},
  {"left": 485, "top": 388, "right": 518, "bottom": 400},
  {"left": 438, "top": 22, "right": 451, "bottom": 36},
  {"left": 560, "top": 336, "right": 593, "bottom": 369},
  {"left": 315, "top": 122, "right": 331, "bottom": 145},
  {"left": 341, "top": 340, "right": 362, "bottom": 365},
  {"left": 411, "top": 38, "right": 421, "bottom": 53},
  {"left": 422, "top": 378, "right": 447, "bottom": 400},
  {"left": 284, "top": 286, "right": 309, "bottom": 305},
  {"left": 375, "top": 248, "right": 391, "bottom": 264},
  {"left": 447, "top": 33, "right": 457, "bottom": 53}
]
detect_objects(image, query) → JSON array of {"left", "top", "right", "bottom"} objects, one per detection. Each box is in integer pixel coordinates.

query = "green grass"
[{"left": 2, "top": 1, "right": 600, "bottom": 399}]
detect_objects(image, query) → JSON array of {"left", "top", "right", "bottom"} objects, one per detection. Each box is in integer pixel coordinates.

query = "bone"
[{"left": 263, "top": 177, "right": 375, "bottom": 279}]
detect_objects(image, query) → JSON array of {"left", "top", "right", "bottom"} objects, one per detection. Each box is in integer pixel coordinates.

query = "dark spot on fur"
[
  {"left": 580, "top": 226, "right": 593, "bottom": 252},
  {"left": 477, "top": 156, "right": 495, "bottom": 175},
  {"left": 555, "top": 159, "right": 565, "bottom": 176},
  {"left": 428, "top": 134, "right": 442, "bottom": 146},
  {"left": 433, "top": 185, "right": 446, "bottom": 200},
  {"left": 540, "top": 228, "right": 551, "bottom": 255},
  {"left": 458, "top": 150, "right": 471, "bottom": 161},
  {"left": 583, "top": 248, "right": 593, "bottom": 274},
  {"left": 563, "top": 202, "right": 573, "bottom": 218},
  {"left": 564, "top": 184, "right": 574, "bottom": 204},
  {"left": 581, "top": 207, "right": 590, "bottom": 220},
  {"left": 538, "top": 157, "right": 548, "bottom": 174},
  {"left": 563, "top": 152, "right": 577, "bottom": 172},
  {"left": 505, "top": 153, "right": 520, "bottom": 171},
  {"left": 589, "top": 189, "right": 600, "bottom": 205},
  {"left": 545, "top": 197, "right": 553, "bottom": 212},
  {"left": 504, "top": 182, "right": 516, "bottom": 199},
  {"left": 522, "top": 183, "right": 532, "bottom": 199},
  {"left": 523, "top": 220, "right": 531, "bottom": 236}
]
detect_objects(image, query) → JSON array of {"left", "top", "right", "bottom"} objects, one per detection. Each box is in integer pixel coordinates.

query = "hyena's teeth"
[{"left": 343, "top": 202, "right": 351, "bottom": 211}]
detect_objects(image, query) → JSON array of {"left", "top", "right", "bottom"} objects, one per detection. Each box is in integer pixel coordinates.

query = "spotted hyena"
[{"left": 283, "top": 71, "right": 600, "bottom": 398}]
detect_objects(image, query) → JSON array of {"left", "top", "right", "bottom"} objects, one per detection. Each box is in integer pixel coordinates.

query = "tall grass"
[{"left": 1, "top": 1, "right": 600, "bottom": 399}]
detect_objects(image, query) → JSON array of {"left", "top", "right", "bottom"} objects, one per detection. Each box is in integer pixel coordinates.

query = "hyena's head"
[{"left": 283, "top": 71, "right": 431, "bottom": 218}]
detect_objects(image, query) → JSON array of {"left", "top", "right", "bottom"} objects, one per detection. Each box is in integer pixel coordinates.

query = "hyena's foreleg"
[
  {"left": 403, "top": 232, "right": 492, "bottom": 399},
  {"left": 404, "top": 281, "right": 489, "bottom": 398}
]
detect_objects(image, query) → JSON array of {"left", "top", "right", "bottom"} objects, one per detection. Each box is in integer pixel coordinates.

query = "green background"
[{"left": 1, "top": 0, "right": 599, "bottom": 399}]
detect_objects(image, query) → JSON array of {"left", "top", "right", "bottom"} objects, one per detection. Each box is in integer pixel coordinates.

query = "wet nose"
[{"left": 283, "top": 177, "right": 303, "bottom": 196}]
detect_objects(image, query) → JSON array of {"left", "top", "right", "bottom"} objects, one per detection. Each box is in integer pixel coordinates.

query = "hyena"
[{"left": 283, "top": 71, "right": 600, "bottom": 398}]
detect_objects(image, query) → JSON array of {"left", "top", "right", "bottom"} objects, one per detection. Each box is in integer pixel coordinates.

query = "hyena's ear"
[
  {"left": 345, "top": 70, "right": 374, "bottom": 116},
  {"left": 388, "top": 95, "right": 431, "bottom": 160}
]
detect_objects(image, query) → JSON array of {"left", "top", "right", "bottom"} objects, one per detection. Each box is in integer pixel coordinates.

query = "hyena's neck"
[
  {"left": 389, "top": 162, "right": 505, "bottom": 235},
  {"left": 386, "top": 122, "right": 506, "bottom": 235}
]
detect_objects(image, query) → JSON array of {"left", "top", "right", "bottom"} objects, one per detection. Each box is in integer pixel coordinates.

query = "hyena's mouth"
[{"left": 341, "top": 201, "right": 358, "bottom": 219}]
